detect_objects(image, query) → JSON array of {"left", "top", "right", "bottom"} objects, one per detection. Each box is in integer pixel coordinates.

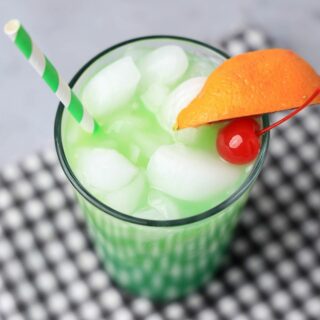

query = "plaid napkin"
[{"left": 1, "top": 30, "right": 320, "bottom": 320}]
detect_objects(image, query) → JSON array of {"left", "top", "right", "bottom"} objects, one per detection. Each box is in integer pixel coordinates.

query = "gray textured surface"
[{"left": 1, "top": 0, "right": 320, "bottom": 166}]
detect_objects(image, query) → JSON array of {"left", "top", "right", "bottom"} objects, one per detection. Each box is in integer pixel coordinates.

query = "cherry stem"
[{"left": 257, "top": 88, "right": 320, "bottom": 136}]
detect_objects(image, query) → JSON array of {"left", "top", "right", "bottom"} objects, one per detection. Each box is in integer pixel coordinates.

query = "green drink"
[{"left": 55, "top": 36, "right": 269, "bottom": 300}]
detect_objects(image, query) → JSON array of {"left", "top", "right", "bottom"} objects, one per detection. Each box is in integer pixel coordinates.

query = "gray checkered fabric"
[{"left": 1, "top": 30, "right": 320, "bottom": 320}]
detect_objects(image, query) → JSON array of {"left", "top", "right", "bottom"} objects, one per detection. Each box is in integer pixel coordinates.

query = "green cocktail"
[{"left": 55, "top": 36, "right": 269, "bottom": 300}]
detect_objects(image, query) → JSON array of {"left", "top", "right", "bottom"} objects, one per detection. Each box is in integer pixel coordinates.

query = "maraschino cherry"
[
  {"left": 217, "top": 118, "right": 260, "bottom": 165},
  {"left": 217, "top": 88, "right": 320, "bottom": 165}
]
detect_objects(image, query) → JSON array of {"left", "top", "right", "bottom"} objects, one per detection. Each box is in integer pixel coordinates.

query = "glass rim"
[{"left": 54, "top": 35, "right": 270, "bottom": 227}]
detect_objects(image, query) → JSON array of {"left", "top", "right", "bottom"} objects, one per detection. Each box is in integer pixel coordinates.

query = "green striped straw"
[{"left": 4, "top": 19, "right": 99, "bottom": 134}]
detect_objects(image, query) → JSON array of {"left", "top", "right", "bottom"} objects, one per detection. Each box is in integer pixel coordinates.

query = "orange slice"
[{"left": 176, "top": 49, "right": 320, "bottom": 129}]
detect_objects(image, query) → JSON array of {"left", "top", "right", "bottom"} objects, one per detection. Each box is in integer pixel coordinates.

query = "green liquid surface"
[{"left": 63, "top": 45, "right": 254, "bottom": 220}]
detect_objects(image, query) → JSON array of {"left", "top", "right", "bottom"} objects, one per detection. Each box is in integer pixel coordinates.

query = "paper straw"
[{"left": 4, "top": 19, "right": 99, "bottom": 134}]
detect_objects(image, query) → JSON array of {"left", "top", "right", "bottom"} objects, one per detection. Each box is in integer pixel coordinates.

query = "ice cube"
[
  {"left": 105, "top": 172, "right": 147, "bottom": 214},
  {"left": 133, "top": 207, "right": 166, "bottom": 220},
  {"left": 148, "top": 190, "right": 181, "bottom": 219},
  {"left": 147, "top": 144, "right": 242, "bottom": 201},
  {"left": 75, "top": 148, "right": 138, "bottom": 195},
  {"left": 128, "top": 144, "right": 141, "bottom": 164},
  {"left": 131, "top": 101, "right": 140, "bottom": 110},
  {"left": 131, "top": 130, "right": 172, "bottom": 159},
  {"left": 63, "top": 115, "right": 87, "bottom": 146},
  {"left": 107, "top": 112, "right": 148, "bottom": 136},
  {"left": 160, "top": 77, "right": 206, "bottom": 130},
  {"left": 123, "top": 46, "right": 149, "bottom": 65},
  {"left": 106, "top": 110, "right": 172, "bottom": 165},
  {"left": 133, "top": 206, "right": 179, "bottom": 221},
  {"left": 173, "top": 125, "right": 219, "bottom": 150},
  {"left": 141, "top": 45, "right": 188, "bottom": 85},
  {"left": 186, "top": 57, "right": 216, "bottom": 78},
  {"left": 141, "top": 83, "right": 169, "bottom": 114},
  {"left": 173, "top": 127, "right": 201, "bottom": 145},
  {"left": 93, "top": 136, "right": 120, "bottom": 151},
  {"left": 81, "top": 57, "right": 141, "bottom": 120}
]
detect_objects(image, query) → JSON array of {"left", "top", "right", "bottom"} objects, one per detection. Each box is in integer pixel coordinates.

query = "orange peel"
[{"left": 176, "top": 49, "right": 320, "bottom": 129}]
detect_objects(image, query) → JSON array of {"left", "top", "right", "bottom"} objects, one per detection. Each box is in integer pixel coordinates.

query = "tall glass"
[{"left": 55, "top": 36, "right": 269, "bottom": 300}]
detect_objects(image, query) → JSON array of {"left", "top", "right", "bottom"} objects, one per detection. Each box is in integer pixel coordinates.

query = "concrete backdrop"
[{"left": 1, "top": 0, "right": 320, "bottom": 166}]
